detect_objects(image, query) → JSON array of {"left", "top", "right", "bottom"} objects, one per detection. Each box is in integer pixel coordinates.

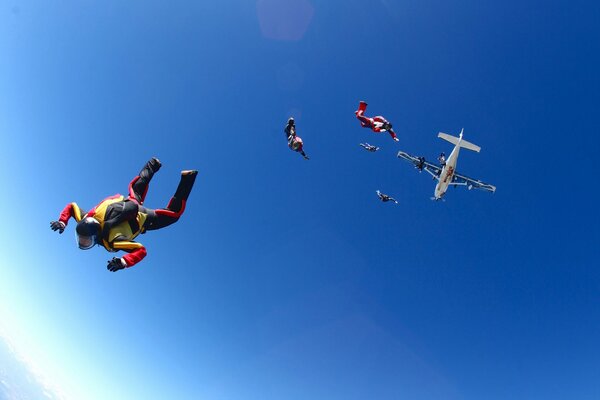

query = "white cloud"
[{"left": 0, "top": 326, "right": 70, "bottom": 400}]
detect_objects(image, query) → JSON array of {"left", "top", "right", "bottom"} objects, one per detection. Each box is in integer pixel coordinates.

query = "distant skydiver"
[
  {"left": 285, "top": 117, "right": 309, "bottom": 160},
  {"left": 50, "top": 158, "right": 198, "bottom": 272},
  {"left": 355, "top": 101, "right": 399, "bottom": 142},
  {"left": 376, "top": 190, "right": 398, "bottom": 204},
  {"left": 359, "top": 143, "right": 380, "bottom": 152}
]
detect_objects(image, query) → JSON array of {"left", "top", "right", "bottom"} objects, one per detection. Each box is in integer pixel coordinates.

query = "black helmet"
[
  {"left": 76, "top": 217, "right": 100, "bottom": 250},
  {"left": 288, "top": 117, "right": 295, "bottom": 125}
]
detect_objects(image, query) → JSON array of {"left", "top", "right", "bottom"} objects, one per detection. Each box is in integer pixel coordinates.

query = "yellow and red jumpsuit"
[{"left": 57, "top": 159, "right": 195, "bottom": 268}]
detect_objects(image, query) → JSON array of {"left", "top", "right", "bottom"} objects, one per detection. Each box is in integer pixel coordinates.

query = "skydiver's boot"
[
  {"left": 165, "top": 170, "right": 198, "bottom": 214},
  {"left": 177, "top": 170, "right": 198, "bottom": 198},
  {"left": 130, "top": 157, "right": 162, "bottom": 204},
  {"left": 147, "top": 170, "right": 198, "bottom": 230},
  {"left": 140, "top": 157, "right": 162, "bottom": 178},
  {"left": 355, "top": 100, "right": 368, "bottom": 116}
]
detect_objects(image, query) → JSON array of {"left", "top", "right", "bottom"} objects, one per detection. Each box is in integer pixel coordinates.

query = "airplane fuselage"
[{"left": 434, "top": 143, "right": 461, "bottom": 199}]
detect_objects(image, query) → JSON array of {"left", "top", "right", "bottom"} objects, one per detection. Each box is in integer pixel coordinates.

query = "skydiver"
[
  {"left": 438, "top": 152, "right": 446, "bottom": 167},
  {"left": 376, "top": 190, "right": 398, "bottom": 204},
  {"left": 416, "top": 157, "right": 425, "bottom": 171},
  {"left": 285, "top": 117, "right": 309, "bottom": 160},
  {"left": 50, "top": 157, "right": 198, "bottom": 272},
  {"left": 359, "top": 143, "right": 380, "bottom": 152},
  {"left": 355, "top": 101, "right": 399, "bottom": 142}
]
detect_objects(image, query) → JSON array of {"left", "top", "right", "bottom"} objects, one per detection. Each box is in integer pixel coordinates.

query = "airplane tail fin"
[{"left": 438, "top": 132, "right": 481, "bottom": 153}]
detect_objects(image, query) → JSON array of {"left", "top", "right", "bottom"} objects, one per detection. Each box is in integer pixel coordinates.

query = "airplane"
[{"left": 397, "top": 129, "right": 496, "bottom": 200}]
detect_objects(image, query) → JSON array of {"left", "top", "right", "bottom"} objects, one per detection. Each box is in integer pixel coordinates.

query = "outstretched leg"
[
  {"left": 129, "top": 157, "right": 162, "bottom": 205},
  {"left": 355, "top": 102, "right": 372, "bottom": 128},
  {"left": 356, "top": 115, "right": 372, "bottom": 128},
  {"left": 143, "top": 170, "right": 198, "bottom": 231},
  {"left": 355, "top": 101, "right": 368, "bottom": 116}
]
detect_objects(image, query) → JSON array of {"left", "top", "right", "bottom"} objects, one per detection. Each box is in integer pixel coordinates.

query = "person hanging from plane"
[
  {"left": 50, "top": 158, "right": 198, "bottom": 272},
  {"left": 438, "top": 152, "right": 446, "bottom": 167},
  {"left": 284, "top": 117, "right": 309, "bottom": 160},
  {"left": 359, "top": 143, "right": 380, "bottom": 152},
  {"left": 355, "top": 101, "right": 399, "bottom": 142},
  {"left": 376, "top": 190, "right": 398, "bottom": 204}
]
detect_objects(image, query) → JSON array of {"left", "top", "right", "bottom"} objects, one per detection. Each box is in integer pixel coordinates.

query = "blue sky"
[{"left": 0, "top": 0, "right": 599, "bottom": 399}]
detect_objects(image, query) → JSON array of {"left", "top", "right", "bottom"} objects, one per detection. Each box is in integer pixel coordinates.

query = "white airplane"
[{"left": 397, "top": 129, "right": 496, "bottom": 200}]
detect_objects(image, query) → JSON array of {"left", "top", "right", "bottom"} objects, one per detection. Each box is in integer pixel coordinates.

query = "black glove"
[
  {"left": 50, "top": 221, "right": 65, "bottom": 234},
  {"left": 107, "top": 257, "right": 126, "bottom": 272}
]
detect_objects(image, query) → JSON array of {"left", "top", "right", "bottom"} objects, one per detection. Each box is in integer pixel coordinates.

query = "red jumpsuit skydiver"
[
  {"left": 355, "top": 101, "right": 399, "bottom": 141},
  {"left": 50, "top": 158, "right": 198, "bottom": 271}
]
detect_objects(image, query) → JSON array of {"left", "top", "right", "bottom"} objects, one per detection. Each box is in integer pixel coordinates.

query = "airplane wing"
[
  {"left": 450, "top": 171, "right": 496, "bottom": 193},
  {"left": 398, "top": 150, "right": 496, "bottom": 193},
  {"left": 397, "top": 151, "right": 442, "bottom": 180}
]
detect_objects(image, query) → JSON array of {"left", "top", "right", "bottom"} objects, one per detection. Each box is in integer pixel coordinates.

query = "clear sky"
[{"left": 0, "top": 0, "right": 599, "bottom": 399}]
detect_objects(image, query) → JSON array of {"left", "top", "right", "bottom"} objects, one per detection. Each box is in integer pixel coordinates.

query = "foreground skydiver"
[
  {"left": 355, "top": 101, "right": 399, "bottom": 142},
  {"left": 284, "top": 117, "right": 309, "bottom": 160},
  {"left": 359, "top": 143, "right": 380, "bottom": 152},
  {"left": 376, "top": 190, "right": 398, "bottom": 204},
  {"left": 50, "top": 158, "right": 198, "bottom": 272}
]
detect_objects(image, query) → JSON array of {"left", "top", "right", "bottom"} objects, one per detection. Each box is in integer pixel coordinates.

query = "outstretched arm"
[
  {"left": 108, "top": 241, "right": 148, "bottom": 271},
  {"left": 59, "top": 202, "right": 85, "bottom": 224},
  {"left": 51, "top": 202, "right": 86, "bottom": 233}
]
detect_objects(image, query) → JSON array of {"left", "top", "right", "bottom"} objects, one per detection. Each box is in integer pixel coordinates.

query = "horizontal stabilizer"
[{"left": 438, "top": 132, "right": 481, "bottom": 153}]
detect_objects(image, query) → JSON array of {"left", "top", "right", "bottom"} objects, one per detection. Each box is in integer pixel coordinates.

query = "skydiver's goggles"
[
  {"left": 75, "top": 217, "right": 100, "bottom": 250},
  {"left": 77, "top": 234, "right": 97, "bottom": 250}
]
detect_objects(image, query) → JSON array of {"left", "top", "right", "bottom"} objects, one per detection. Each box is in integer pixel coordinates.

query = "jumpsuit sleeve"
[
  {"left": 111, "top": 241, "right": 147, "bottom": 267},
  {"left": 58, "top": 203, "right": 85, "bottom": 225}
]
